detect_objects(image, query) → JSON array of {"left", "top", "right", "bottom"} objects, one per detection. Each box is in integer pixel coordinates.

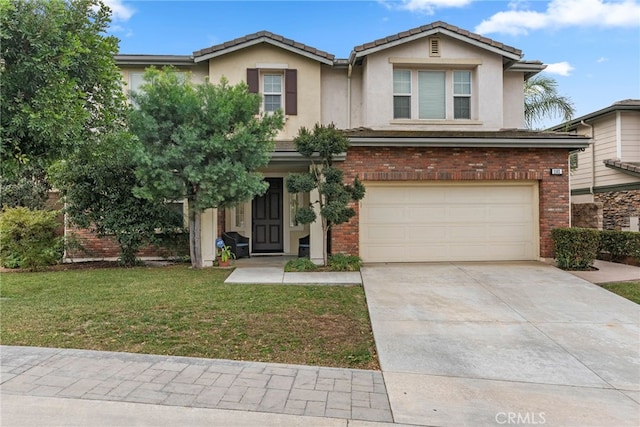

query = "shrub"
[
  {"left": 0, "top": 207, "right": 63, "bottom": 270},
  {"left": 600, "top": 230, "right": 640, "bottom": 259},
  {"left": 284, "top": 258, "right": 317, "bottom": 272},
  {"left": 551, "top": 227, "right": 600, "bottom": 270},
  {"left": 328, "top": 253, "right": 362, "bottom": 271}
]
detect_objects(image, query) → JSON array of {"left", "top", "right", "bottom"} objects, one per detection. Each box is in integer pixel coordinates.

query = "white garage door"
[{"left": 359, "top": 182, "right": 538, "bottom": 262}]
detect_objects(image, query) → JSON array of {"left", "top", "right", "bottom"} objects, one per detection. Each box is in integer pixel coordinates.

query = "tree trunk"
[
  {"left": 189, "top": 206, "right": 203, "bottom": 268},
  {"left": 322, "top": 217, "right": 329, "bottom": 266}
]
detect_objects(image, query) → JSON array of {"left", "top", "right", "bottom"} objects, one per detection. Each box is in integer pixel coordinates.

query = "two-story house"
[
  {"left": 549, "top": 100, "right": 640, "bottom": 231},
  {"left": 99, "top": 21, "right": 589, "bottom": 266}
]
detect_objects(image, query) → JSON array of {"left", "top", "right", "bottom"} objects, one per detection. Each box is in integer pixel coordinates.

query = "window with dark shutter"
[
  {"left": 247, "top": 68, "right": 259, "bottom": 93},
  {"left": 285, "top": 69, "right": 297, "bottom": 115}
]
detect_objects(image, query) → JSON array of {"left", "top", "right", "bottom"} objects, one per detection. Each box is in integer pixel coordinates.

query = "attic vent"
[{"left": 429, "top": 38, "right": 441, "bottom": 57}]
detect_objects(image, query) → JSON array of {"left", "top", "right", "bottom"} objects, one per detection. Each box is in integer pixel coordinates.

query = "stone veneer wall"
[
  {"left": 595, "top": 190, "right": 640, "bottom": 231},
  {"left": 572, "top": 202, "right": 603, "bottom": 229},
  {"left": 334, "top": 146, "right": 571, "bottom": 259}
]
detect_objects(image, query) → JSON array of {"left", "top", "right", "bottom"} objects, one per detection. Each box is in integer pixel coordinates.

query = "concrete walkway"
[
  {"left": 362, "top": 261, "right": 640, "bottom": 426},
  {"left": 225, "top": 268, "right": 362, "bottom": 284}
]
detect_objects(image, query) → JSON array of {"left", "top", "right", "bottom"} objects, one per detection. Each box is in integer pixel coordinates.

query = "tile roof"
[
  {"left": 351, "top": 21, "right": 522, "bottom": 58},
  {"left": 193, "top": 30, "right": 335, "bottom": 61},
  {"left": 604, "top": 159, "right": 640, "bottom": 177},
  {"left": 548, "top": 99, "right": 640, "bottom": 131}
]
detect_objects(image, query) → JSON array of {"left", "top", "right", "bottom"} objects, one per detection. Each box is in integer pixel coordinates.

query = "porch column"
[
  {"left": 309, "top": 188, "right": 324, "bottom": 265},
  {"left": 201, "top": 208, "right": 218, "bottom": 267}
]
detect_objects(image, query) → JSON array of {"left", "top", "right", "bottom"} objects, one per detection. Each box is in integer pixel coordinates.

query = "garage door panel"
[{"left": 360, "top": 183, "right": 538, "bottom": 262}]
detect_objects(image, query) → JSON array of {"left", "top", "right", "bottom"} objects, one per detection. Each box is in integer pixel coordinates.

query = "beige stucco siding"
[
  {"left": 320, "top": 65, "right": 348, "bottom": 128},
  {"left": 354, "top": 35, "right": 507, "bottom": 131},
  {"left": 503, "top": 72, "right": 525, "bottom": 129},
  {"left": 120, "top": 64, "right": 209, "bottom": 91},
  {"left": 206, "top": 44, "right": 322, "bottom": 140}
]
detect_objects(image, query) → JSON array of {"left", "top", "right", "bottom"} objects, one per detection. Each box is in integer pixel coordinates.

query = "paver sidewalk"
[{"left": 0, "top": 346, "right": 393, "bottom": 423}]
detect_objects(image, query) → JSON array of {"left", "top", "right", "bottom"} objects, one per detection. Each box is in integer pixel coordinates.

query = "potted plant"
[{"left": 215, "top": 238, "right": 235, "bottom": 267}]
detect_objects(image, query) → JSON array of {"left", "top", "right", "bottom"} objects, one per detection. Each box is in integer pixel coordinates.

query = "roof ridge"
[
  {"left": 193, "top": 30, "right": 335, "bottom": 61},
  {"left": 351, "top": 20, "right": 521, "bottom": 57}
]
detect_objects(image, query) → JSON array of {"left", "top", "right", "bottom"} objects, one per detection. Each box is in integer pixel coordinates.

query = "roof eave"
[
  {"left": 194, "top": 37, "right": 334, "bottom": 65},
  {"left": 548, "top": 103, "right": 640, "bottom": 131},
  {"left": 115, "top": 55, "right": 195, "bottom": 66}
]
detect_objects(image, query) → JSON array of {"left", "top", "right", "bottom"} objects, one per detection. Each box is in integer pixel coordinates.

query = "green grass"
[
  {"left": 0, "top": 265, "right": 378, "bottom": 369},
  {"left": 600, "top": 281, "right": 640, "bottom": 305}
]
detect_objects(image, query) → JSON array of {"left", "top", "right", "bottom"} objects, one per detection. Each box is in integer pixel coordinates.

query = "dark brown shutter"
[
  {"left": 247, "top": 68, "right": 259, "bottom": 93},
  {"left": 285, "top": 69, "right": 297, "bottom": 115}
]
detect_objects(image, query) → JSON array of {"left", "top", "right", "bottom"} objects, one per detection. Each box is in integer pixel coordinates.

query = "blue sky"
[{"left": 106, "top": 0, "right": 640, "bottom": 128}]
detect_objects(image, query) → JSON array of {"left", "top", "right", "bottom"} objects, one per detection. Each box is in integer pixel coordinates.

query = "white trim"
[
  {"left": 616, "top": 111, "right": 622, "bottom": 159},
  {"left": 256, "top": 63, "right": 289, "bottom": 69},
  {"left": 389, "top": 57, "right": 482, "bottom": 66}
]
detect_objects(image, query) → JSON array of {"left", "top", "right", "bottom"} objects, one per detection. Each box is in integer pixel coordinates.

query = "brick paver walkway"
[{"left": 0, "top": 346, "right": 393, "bottom": 423}]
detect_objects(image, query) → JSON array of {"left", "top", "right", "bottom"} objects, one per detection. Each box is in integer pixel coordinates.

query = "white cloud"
[
  {"left": 544, "top": 61, "right": 575, "bottom": 76},
  {"left": 103, "top": 0, "right": 135, "bottom": 22},
  {"left": 597, "top": 57, "right": 608, "bottom": 63},
  {"left": 382, "top": 0, "right": 473, "bottom": 14},
  {"left": 475, "top": 0, "right": 640, "bottom": 35}
]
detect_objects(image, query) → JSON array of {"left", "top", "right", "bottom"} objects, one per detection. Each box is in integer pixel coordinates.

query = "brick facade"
[
  {"left": 595, "top": 190, "right": 640, "bottom": 231},
  {"left": 333, "top": 146, "right": 571, "bottom": 259},
  {"left": 66, "top": 226, "right": 188, "bottom": 261}
]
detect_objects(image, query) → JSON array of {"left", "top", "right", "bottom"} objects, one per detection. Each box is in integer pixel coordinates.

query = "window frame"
[
  {"left": 392, "top": 68, "right": 474, "bottom": 121},
  {"left": 262, "top": 73, "right": 283, "bottom": 113},
  {"left": 393, "top": 69, "right": 412, "bottom": 119}
]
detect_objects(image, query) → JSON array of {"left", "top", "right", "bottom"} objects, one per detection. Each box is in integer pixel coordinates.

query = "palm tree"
[{"left": 524, "top": 75, "right": 575, "bottom": 129}]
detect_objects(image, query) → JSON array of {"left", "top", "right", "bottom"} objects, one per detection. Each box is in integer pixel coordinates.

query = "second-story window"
[
  {"left": 393, "top": 69, "right": 473, "bottom": 121},
  {"left": 393, "top": 70, "right": 411, "bottom": 119},
  {"left": 453, "top": 71, "right": 471, "bottom": 119},
  {"left": 263, "top": 74, "right": 282, "bottom": 112}
]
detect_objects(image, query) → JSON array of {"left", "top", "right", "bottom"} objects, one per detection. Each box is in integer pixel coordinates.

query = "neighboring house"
[
  {"left": 79, "top": 21, "right": 588, "bottom": 265},
  {"left": 549, "top": 100, "right": 640, "bottom": 231}
]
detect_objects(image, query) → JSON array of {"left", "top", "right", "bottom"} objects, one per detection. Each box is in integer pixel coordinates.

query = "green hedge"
[
  {"left": 0, "top": 207, "right": 63, "bottom": 270},
  {"left": 600, "top": 230, "right": 640, "bottom": 259},
  {"left": 551, "top": 228, "right": 601, "bottom": 270}
]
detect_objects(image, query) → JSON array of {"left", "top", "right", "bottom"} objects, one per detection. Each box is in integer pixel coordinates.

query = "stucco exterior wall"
[
  {"left": 206, "top": 44, "right": 322, "bottom": 141},
  {"left": 354, "top": 36, "right": 508, "bottom": 131},
  {"left": 320, "top": 65, "right": 348, "bottom": 128},
  {"left": 503, "top": 72, "right": 525, "bottom": 128},
  {"left": 120, "top": 64, "right": 209, "bottom": 91}
]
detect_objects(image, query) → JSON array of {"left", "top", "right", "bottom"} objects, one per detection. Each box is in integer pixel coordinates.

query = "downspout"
[
  {"left": 347, "top": 64, "right": 352, "bottom": 129},
  {"left": 581, "top": 120, "right": 595, "bottom": 196}
]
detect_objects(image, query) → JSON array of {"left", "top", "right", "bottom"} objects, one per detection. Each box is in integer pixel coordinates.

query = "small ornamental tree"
[
  {"left": 129, "top": 67, "right": 284, "bottom": 268},
  {"left": 286, "top": 124, "right": 365, "bottom": 266}
]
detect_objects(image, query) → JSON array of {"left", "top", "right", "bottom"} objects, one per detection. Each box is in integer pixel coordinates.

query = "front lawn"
[
  {"left": 0, "top": 265, "right": 378, "bottom": 369},
  {"left": 600, "top": 281, "right": 640, "bottom": 305}
]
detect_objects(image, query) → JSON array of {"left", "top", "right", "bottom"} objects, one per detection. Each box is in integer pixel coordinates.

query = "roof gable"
[
  {"left": 193, "top": 31, "right": 335, "bottom": 65},
  {"left": 349, "top": 21, "right": 522, "bottom": 64}
]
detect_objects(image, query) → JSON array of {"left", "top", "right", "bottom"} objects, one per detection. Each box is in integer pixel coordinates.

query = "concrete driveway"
[{"left": 361, "top": 262, "right": 640, "bottom": 426}]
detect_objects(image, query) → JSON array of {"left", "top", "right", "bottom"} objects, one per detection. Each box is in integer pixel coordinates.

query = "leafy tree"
[
  {"left": 129, "top": 68, "right": 284, "bottom": 268},
  {"left": 525, "top": 75, "right": 575, "bottom": 129},
  {"left": 50, "top": 132, "right": 182, "bottom": 266},
  {"left": 286, "top": 124, "right": 365, "bottom": 266},
  {"left": 0, "top": 0, "right": 126, "bottom": 181}
]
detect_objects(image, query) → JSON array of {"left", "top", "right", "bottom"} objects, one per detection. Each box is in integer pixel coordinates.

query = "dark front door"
[{"left": 252, "top": 178, "right": 283, "bottom": 253}]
